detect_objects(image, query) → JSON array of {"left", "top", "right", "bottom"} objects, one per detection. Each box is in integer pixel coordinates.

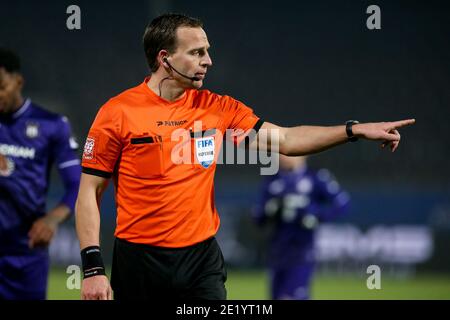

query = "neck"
[
  {"left": 147, "top": 73, "right": 186, "bottom": 102},
  {"left": 5, "top": 96, "right": 24, "bottom": 115},
  {"left": 13, "top": 96, "right": 25, "bottom": 112}
]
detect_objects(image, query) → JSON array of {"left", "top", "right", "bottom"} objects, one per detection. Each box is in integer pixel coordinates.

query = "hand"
[
  {"left": 353, "top": 119, "right": 415, "bottom": 152},
  {"left": 0, "top": 154, "right": 7, "bottom": 171},
  {"left": 28, "top": 215, "right": 59, "bottom": 248},
  {"left": 81, "top": 275, "right": 113, "bottom": 300}
]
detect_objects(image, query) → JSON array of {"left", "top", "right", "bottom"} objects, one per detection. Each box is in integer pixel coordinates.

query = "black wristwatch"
[{"left": 345, "top": 120, "right": 360, "bottom": 142}]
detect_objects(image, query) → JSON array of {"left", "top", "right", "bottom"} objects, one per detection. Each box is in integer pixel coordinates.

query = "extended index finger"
[{"left": 389, "top": 119, "right": 416, "bottom": 129}]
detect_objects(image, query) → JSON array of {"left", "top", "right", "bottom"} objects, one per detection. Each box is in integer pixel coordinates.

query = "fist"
[{"left": 81, "top": 275, "right": 113, "bottom": 300}]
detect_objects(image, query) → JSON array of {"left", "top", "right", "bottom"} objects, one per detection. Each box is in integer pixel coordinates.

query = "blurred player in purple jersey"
[
  {"left": 0, "top": 48, "right": 81, "bottom": 299},
  {"left": 252, "top": 155, "right": 350, "bottom": 299}
]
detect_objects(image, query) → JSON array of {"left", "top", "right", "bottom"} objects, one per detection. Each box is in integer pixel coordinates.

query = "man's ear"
[{"left": 158, "top": 50, "right": 170, "bottom": 68}]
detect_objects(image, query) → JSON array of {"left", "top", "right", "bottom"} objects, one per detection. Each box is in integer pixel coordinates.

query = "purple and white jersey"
[
  {"left": 0, "top": 99, "right": 80, "bottom": 254},
  {"left": 253, "top": 166, "right": 350, "bottom": 268}
]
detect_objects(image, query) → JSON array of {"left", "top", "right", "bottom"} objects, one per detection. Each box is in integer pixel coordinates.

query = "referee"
[{"left": 75, "top": 13, "right": 415, "bottom": 300}]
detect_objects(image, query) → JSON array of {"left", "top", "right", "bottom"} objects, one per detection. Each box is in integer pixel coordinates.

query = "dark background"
[
  {"left": 1, "top": 0, "right": 449, "bottom": 188},
  {"left": 1, "top": 0, "right": 449, "bottom": 271}
]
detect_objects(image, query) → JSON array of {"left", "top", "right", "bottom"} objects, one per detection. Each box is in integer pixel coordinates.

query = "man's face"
[
  {"left": 169, "top": 27, "right": 213, "bottom": 89},
  {"left": 0, "top": 68, "right": 23, "bottom": 114}
]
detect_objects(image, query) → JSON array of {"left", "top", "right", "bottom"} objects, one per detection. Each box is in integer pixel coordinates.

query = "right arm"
[
  {"left": 250, "top": 119, "right": 415, "bottom": 155},
  {"left": 75, "top": 101, "right": 122, "bottom": 300},
  {"left": 75, "top": 173, "right": 109, "bottom": 248},
  {"left": 75, "top": 172, "right": 112, "bottom": 300}
]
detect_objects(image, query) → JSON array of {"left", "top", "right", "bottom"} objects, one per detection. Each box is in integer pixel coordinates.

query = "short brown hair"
[{"left": 143, "top": 13, "right": 203, "bottom": 72}]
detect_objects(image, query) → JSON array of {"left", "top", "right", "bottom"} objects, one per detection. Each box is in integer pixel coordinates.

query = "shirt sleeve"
[
  {"left": 57, "top": 164, "right": 81, "bottom": 212},
  {"left": 50, "top": 116, "right": 81, "bottom": 212},
  {"left": 312, "top": 169, "right": 350, "bottom": 222},
  {"left": 51, "top": 116, "right": 80, "bottom": 169},
  {"left": 81, "top": 103, "right": 122, "bottom": 178},
  {"left": 219, "top": 95, "right": 264, "bottom": 145}
]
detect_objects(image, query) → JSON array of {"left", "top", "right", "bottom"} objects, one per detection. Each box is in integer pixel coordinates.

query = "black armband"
[
  {"left": 345, "top": 120, "right": 360, "bottom": 142},
  {"left": 80, "top": 246, "right": 106, "bottom": 279}
]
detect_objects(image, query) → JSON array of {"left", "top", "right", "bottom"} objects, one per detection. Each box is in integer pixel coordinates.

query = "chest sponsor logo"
[
  {"left": 82, "top": 137, "right": 95, "bottom": 160},
  {"left": 0, "top": 144, "right": 36, "bottom": 159},
  {"left": 195, "top": 136, "right": 215, "bottom": 169},
  {"left": 157, "top": 120, "right": 188, "bottom": 127}
]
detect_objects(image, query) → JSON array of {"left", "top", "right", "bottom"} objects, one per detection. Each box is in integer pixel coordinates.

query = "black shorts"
[{"left": 111, "top": 237, "right": 227, "bottom": 300}]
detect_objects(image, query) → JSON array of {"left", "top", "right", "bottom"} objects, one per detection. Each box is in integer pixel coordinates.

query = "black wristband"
[
  {"left": 80, "top": 246, "right": 106, "bottom": 279},
  {"left": 345, "top": 120, "right": 359, "bottom": 142}
]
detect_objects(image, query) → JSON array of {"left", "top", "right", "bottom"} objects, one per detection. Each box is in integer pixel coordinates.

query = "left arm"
[
  {"left": 28, "top": 116, "right": 81, "bottom": 248},
  {"left": 312, "top": 172, "right": 350, "bottom": 222},
  {"left": 28, "top": 164, "right": 81, "bottom": 248},
  {"left": 250, "top": 119, "right": 415, "bottom": 155},
  {"left": 28, "top": 203, "right": 71, "bottom": 249}
]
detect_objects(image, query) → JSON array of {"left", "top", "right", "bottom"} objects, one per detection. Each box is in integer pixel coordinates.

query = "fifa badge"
[{"left": 195, "top": 136, "right": 215, "bottom": 169}]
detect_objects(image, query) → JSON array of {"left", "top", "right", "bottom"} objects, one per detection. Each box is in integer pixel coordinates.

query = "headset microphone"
[{"left": 163, "top": 58, "right": 201, "bottom": 81}]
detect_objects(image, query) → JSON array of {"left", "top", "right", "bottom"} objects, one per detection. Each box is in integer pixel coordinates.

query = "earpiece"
[{"left": 162, "top": 57, "right": 200, "bottom": 81}]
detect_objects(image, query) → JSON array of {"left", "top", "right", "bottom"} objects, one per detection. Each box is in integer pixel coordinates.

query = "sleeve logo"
[{"left": 82, "top": 137, "right": 96, "bottom": 160}]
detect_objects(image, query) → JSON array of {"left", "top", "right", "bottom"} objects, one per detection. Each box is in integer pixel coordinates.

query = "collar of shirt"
[
  {"left": 0, "top": 98, "right": 32, "bottom": 123},
  {"left": 12, "top": 98, "right": 32, "bottom": 119}
]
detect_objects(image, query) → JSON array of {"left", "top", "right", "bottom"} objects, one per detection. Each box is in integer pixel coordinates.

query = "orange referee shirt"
[{"left": 81, "top": 77, "right": 263, "bottom": 247}]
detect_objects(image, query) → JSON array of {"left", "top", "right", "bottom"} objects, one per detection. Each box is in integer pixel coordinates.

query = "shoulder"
[
  {"left": 99, "top": 83, "right": 147, "bottom": 114},
  {"left": 28, "top": 102, "right": 61, "bottom": 121},
  {"left": 112, "top": 83, "right": 146, "bottom": 103},
  {"left": 94, "top": 92, "right": 131, "bottom": 121},
  {"left": 191, "top": 89, "right": 220, "bottom": 107},
  {"left": 191, "top": 89, "right": 244, "bottom": 111},
  {"left": 25, "top": 103, "right": 75, "bottom": 143},
  {"left": 28, "top": 102, "right": 71, "bottom": 127}
]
